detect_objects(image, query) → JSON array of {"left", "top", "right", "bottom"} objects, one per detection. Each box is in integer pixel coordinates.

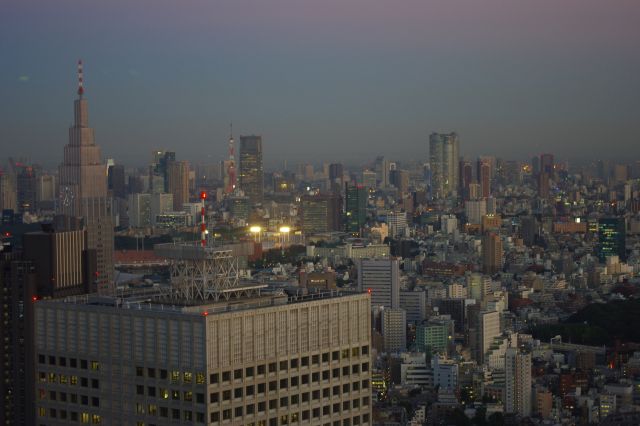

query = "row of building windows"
[
  {"left": 38, "top": 389, "right": 99, "bottom": 407},
  {"left": 210, "top": 379, "right": 370, "bottom": 404},
  {"left": 134, "top": 367, "right": 206, "bottom": 385},
  {"left": 133, "top": 405, "right": 205, "bottom": 422},
  {"left": 38, "top": 372, "right": 99, "bottom": 389},
  {"left": 210, "top": 361, "right": 369, "bottom": 386},
  {"left": 210, "top": 394, "right": 369, "bottom": 420},
  {"left": 136, "top": 385, "right": 205, "bottom": 403},
  {"left": 38, "top": 355, "right": 100, "bottom": 371},
  {"left": 211, "top": 411, "right": 370, "bottom": 425},
  {"left": 37, "top": 408, "right": 101, "bottom": 424}
]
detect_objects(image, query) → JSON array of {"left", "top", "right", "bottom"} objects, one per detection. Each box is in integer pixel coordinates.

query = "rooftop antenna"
[{"left": 77, "top": 59, "right": 84, "bottom": 97}]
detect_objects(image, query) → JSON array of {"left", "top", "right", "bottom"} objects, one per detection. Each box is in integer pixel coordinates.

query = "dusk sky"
[{"left": 2, "top": 0, "right": 640, "bottom": 168}]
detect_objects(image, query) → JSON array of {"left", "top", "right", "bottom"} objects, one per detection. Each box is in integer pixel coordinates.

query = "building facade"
[
  {"left": 33, "top": 292, "right": 372, "bottom": 425},
  {"left": 239, "top": 135, "right": 264, "bottom": 203},
  {"left": 429, "top": 132, "right": 460, "bottom": 199}
]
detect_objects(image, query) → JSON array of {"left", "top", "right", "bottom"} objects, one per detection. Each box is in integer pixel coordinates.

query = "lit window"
[
  {"left": 171, "top": 371, "right": 180, "bottom": 383},
  {"left": 183, "top": 371, "right": 192, "bottom": 384},
  {"left": 196, "top": 373, "right": 205, "bottom": 384}
]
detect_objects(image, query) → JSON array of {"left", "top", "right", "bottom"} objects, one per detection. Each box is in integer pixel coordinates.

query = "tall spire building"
[{"left": 58, "top": 61, "right": 114, "bottom": 294}]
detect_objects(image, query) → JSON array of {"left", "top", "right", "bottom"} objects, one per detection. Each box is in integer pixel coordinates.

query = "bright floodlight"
[
  {"left": 249, "top": 226, "right": 262, "bottom": 233},
  {"left": 279, "top": 226, "right": 290, "bottom": 233}
]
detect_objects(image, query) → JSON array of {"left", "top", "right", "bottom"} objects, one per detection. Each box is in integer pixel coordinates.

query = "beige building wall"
[{"left": 34, "top": 293, "right": 372, "bottom": 425}]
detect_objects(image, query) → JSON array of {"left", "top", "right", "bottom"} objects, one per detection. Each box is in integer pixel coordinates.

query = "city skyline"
[{"left": 2, "top": 0, "right": 640, "bottom": 166}]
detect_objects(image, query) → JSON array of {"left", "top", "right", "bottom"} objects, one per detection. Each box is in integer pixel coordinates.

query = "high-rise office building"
[
  {"left": 540, "top": 153, "right": 554, "bottom": 176},
  {"left": 468, "top": 308, "right": 501, "bottom": 364},
  {"left": 17, "top": 165, "right": 37, "bottom": 214},
  {"left": 345, "top": 182, "right": 367, "bottom": 236},
  {"left": 429, "top": 132, "right": 459, "bottom": 199},
  {"left": 37, "top": 174, "right": 57, "bottom": 209},
  {"left": 465, "top": 199, "right": 487, "bottom": 225},
  {"left": 239, "top": 135, "right": 264, "bottom": 203},
  {"left": 23, "top": 224, "right": 97, "bottom": 297},
  {"left": 387, "top": 210, "right": 408, "bottom": 239},
  {"left": 505, "top": 348, "right": 532, "bottom": 417},
  {"left": 58, "top": 61, "right": 114, "bottom": 293},
  {"left": 382, "top": 308, "right": 407, "bottom": 353},
  {"left": 0, "top": 251, "right": 37, "bottom": 426},
  {"left": 33, "top": 290, "right": 372, "bottom": 425},
  {"left": 537, "top": 172, "right": 550, "bottom": 198},
  {"left": 459, "top": 160, "right": 473, "bottom": 199},
  {"left": 598, "top": 217, "right": 626, "bottom": 262},
  {"left": 167, "top": 160, "right": 190, "bottom": 211},
  {"left": 482, "top": 233, "right": 503, "bottom": 275},
  {"left": 389, "top": 169, "right": 409, "bottom": 195},
  {"left": 151, "top": 150, "right": 176, "bottom": 193},
  {"left": 300, "top": 193, "right": 341, "bottom": 235},
  {"left": 477, "top": 159, "right": 491, "bottom": 198},
  {"left": 128, "top": 193, "right": 152, "bottom": 228},
  {"left": 356, "top": 258, "right": 400, "bottom": 309},
  {"left": 107, "top": 164, "right": 126, "bottom": 199},
  {"left": 0, "top": 172, "right": 17, "bottom": 212},
  {"left": 329, "top": 163, "right": 344, "bottom": 189}
]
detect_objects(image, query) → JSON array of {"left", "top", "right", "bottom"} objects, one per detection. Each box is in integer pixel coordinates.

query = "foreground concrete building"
[{"left": 33, "top": 289, "right": 372, "bottom": 425}]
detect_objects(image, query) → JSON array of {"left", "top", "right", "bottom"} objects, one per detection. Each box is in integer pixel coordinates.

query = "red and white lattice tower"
[
  {"left": 200, "top": 191, "right": 207, "bottom": 247},
  {"left": 225, "top": 123, "right": 236, "bottom": 194}
]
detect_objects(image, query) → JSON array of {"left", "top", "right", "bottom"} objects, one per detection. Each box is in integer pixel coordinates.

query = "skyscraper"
[
  {"left": 0, "top": 251, "right": 37, "bottom": 426},
  {"left": 482, "top": 232, "right": 503, "bottom": 275},
  {"left": 429, "top": 132, "right": 460, "bottom": 199},
  {"left": 23, "top": 224, "right": 97, "bottom": 297},
  {"left": 459, "top": 160, "right": 473, "bottom": 199},
  {"left": 58, "top": 61, "right": 114, "bottom": 293},
  {"left": 345, "top": 182, "right": 367, "bottom": 236},
  {"left": 598, "top": 217, "right": 626, "bottom": 262},
  {"left": 239, "top": 135, "right": 264, "bottom": 203},
  {"left": 477, "top": 158, "right": 491, "bottom": 198},
  {"left": 505, "top": 348, "right": 532, "bottom": 417},
  {"left": 356, "top": 257, "right": 400, "bottom": 309},
  {"left": 167, "top": 160, "right": 190, "bottom": 211},
  {"left": 300, "top": 193, "right": 341, "bottom": 235}
]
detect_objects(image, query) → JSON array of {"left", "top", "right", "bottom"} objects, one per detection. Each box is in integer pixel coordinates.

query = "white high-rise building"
[
  {"left": 505, "top": 348, "right": 532, "bottom": 417},
  {"left": 34, "top": 291, "right": 373, "bottom": 425},
  {"left": 151, "top": 192, "right": 174, "bottom": 225},
  {"left": 356, "top": 258, "right": 400, "bottom": 309},
  {"left": 128, "top": 193, "right": 152, "bottom": 228},
  {"left": 429, "top": 132, "right": 460, "bottom": 199},
  {"left": 387, "top": 211, "right": 408, "bottom": 238}
]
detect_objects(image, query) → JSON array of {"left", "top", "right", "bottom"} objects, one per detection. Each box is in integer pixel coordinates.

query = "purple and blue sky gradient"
[{"left": 2, "top": 0, "right": 640, "bottom": 167}]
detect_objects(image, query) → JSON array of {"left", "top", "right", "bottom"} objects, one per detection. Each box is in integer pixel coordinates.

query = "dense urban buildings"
[{"left": 2, "top": 52, "right": 640, "bottom": 426}]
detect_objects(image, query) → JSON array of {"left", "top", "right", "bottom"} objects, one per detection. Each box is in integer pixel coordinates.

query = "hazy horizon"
[{"left": 2, "top": 0, "right": 640, "bottom": 168}]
